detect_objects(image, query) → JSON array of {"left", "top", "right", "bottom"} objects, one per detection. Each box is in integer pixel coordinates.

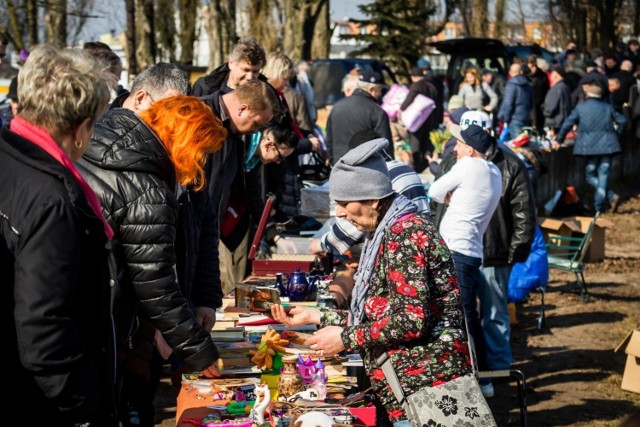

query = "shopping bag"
[
  {"left": 381, "top": 84, "right": 409, "bottom": 120},
  {"left": 401, "top": 94, "right": 435, "bottom": 132}
]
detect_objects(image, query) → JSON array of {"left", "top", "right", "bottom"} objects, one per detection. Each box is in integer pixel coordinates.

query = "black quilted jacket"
[{"left": 76, "top": 108, "right": 217, "bottom": 372}]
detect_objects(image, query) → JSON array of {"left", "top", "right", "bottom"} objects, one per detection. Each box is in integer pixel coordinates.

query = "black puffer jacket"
[
  {"left": 483, "top": 145, "right": 536, "bottom": 265},
  {"left": 431, "top": 144, "right": 536, "bottom": 265},
  {"left": 0, "top": 127, "right": 116, "bottom": 425},
  {"left": 175, "top": 186, "right": 222, "bottom": 309},
  {"left": 76, "top": 109, "right": 217, "bottom": 372}
]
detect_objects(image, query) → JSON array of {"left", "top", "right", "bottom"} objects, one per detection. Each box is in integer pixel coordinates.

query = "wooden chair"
[{"left": 545, "top": 212, "right": 600, "bottom": 303}]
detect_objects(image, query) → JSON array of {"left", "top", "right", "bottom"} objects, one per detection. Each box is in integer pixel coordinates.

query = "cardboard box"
[
  {"left": 539, "top": 216, "right": 613, "bottom": 263},
  {"left": 615, "top": 329, "right": 640, "bottom": 394}
]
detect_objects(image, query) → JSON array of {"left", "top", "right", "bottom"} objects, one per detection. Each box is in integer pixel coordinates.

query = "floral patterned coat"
[{"left": 320, "top": 213, "right": 472, "bottom": 422}]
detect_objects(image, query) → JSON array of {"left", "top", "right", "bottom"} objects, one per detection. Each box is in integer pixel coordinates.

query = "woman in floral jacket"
[{"left": 271, "top": 138, "right": 471, "bottom": 426}]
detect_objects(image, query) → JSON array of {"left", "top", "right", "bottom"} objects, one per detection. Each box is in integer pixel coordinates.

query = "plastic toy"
[{"left": 249, "top": 329, "right": 289, "bottom": 370}]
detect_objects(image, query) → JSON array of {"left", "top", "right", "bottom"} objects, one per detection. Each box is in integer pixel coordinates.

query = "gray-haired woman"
[{"left": 0, "top": 45, "right": 117, "bottom": 425}]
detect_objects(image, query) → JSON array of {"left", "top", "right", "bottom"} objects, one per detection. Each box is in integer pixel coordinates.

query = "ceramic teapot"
[{"left": 286, "top": 268, "right": 319, "bottom": 302}]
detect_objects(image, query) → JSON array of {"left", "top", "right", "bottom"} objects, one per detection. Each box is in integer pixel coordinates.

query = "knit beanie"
[{"left": 329, "top": 138, "right": 393, "bottom": 202}]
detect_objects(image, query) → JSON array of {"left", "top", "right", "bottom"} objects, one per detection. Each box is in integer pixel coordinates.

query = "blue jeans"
[
  {"left": 508, "top": 120, "right": 528, "bottom": 138},
  {"left": 393, "top": 421, "right": 411, "bottom": 427},
  {"left": 479, "top": 265, "right": 513, "bottom": 370},
  {"left": 451, "top": 252, "right": 488, "bottom": 371},
  {"left": 585, "top": 155, "right": 615, "bottom": 212}
]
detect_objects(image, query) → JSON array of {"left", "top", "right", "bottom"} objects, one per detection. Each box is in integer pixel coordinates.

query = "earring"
[
  {"left": 75, "top": 140, "right": 82, "bottom": 149},
  {"left": 369, "top": 203, "right": 377, "bottom": 230}
]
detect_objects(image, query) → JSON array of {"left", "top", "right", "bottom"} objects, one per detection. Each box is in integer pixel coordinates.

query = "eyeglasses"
[
  {"left": 147, "top": 91, "right": 155, "bottom": 103},
  {"left": 273, "top": 144, "right": 286, "bottom": 163}
]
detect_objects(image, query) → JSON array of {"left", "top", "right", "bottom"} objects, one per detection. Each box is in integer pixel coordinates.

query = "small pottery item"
[
  {"left": 278, "top": 355, "right": 304, "bottom": 399},
  {"left": 287, "top": 267, "right": 310, "bottom": 302}
]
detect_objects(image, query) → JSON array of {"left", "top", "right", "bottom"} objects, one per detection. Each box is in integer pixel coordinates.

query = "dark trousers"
[
  {"left": 451, "top": 251, "right": 488, "bottom": 371},
  {"left": 119, "top": 349, "right": 164, "bottom": 427}
]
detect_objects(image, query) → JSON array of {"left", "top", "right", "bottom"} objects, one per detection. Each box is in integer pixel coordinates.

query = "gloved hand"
[
  {"left": 194, "top": 306, "right": 216, "bottom": 331},
  {"left": 275, "top": 236, "right": 298, "bottom": 254}
]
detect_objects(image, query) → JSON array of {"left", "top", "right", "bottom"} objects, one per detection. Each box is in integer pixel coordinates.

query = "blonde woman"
[
  {"left": 0, "top": 44, "right": 117, "bottom": 425},
  {"left": 458, "top": 67, "right": 498, "bottom": 112},
  {"left": 263, "top": 51, "right": 313, "bottom": 131}
]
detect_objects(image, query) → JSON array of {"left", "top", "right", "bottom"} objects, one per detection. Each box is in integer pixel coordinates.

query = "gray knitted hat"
[{"left": 329, "top": 138, "right": 393, "bottom": 201}]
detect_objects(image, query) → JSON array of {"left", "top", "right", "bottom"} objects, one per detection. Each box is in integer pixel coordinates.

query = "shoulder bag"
[
  {"left": 376, "top": 321, "right": 497, "bottom": 427},
  {"left": 400, "top": 94, "right": 435, "bottom": 132}
]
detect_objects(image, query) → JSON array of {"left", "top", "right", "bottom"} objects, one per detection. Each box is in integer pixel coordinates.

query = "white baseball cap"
[{"left": 459, "top": 110, "right": 492, "bottom": 131}]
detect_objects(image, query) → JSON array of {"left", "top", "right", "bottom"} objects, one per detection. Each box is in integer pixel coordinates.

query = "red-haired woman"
[{"left": 78, "top": 94, "right": 227, "bottom": 426}]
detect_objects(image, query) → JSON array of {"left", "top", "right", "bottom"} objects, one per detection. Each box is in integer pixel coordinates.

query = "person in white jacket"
[{"left": 428, "top": 123, "right": 502, "bottom": 394}]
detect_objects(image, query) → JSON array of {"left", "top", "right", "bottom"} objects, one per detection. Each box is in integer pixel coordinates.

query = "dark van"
[{"left": 429, "top": 37, "right": 555, "bottom": 95}]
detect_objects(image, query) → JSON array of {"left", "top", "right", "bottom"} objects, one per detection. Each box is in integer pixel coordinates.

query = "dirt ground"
[{"left": 154, "top": 191, "right": 640, "bottom": 427}]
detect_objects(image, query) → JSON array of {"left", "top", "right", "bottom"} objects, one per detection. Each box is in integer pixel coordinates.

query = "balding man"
[
  {"left": 497, "top": 63, "right": 533, "bottom": 137},
  {"left": 611, "top": 59, "right": 635, "bottom": 110}
]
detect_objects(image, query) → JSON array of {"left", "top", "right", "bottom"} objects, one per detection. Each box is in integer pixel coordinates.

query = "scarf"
[
  {"left": 10, "top": 116, "right": 114, "bottom": 240},
  {"left": 244, "top": 131, "right": 262, "bottom": 172},
  {"left": 349, "top": 194, "right": 417, "bottom": 326}
]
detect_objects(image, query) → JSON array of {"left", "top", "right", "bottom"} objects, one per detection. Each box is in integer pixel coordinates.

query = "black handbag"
[{"left": 299, "top": 151, "right": 331, "bottom": 183}]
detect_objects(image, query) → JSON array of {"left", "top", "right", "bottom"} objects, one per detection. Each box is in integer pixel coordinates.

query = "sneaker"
[
  {"left": 479, "top": 379, "right": 495, "bottom": 398},
  {"left": 610, "top": 194, "right": 621, "bottom": 213}
]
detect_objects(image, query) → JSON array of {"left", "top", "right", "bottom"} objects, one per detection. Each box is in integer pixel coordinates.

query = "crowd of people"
[{"left": 1, "top": 33, "right": 637, "bottom": 427}]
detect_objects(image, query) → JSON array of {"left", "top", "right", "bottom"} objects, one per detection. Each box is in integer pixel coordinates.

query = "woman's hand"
[
  {"left": 307, "top": 326, "right": 346, "bottom": 357},
  {"left": 270, "top": 304, "right": 321, "bottom": 326},
  {"left": 308, "top": 238, "right": 325, "bottom": 255}
]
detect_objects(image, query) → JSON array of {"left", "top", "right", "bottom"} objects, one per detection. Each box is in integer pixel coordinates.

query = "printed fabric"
[{"left": 320, "top": 213, "right": 472, "bottom": 423}]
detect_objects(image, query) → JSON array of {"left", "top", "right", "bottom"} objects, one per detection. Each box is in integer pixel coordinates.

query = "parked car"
[
  {"left": 429, "top": 37, "right": 555, "bottom": 96},
  {"left": 308, "top": 58, "right": 397, "bottom": 109}
]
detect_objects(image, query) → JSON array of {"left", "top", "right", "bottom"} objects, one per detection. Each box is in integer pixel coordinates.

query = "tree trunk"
[
  {"left": 309, "top": 0, "right": 330, "bottom": 59},
  {"left": 6, "top": 0, "right": 25, "bottom": 50},
  {"left": 135, "top": 0, "right": 155, "bottom": 71},
  {"left": 44, "top": 0, "right": 68, "bottom": 47},
  {"left": 471, "top": 0, "right": 488, "bottom": 37},
  {"left": 178, "top": 0, "right": 198, "bottom": 65},
  {"left": 635, "top": 0, "right": 640, "bottom": 37},
  {"left": 459, "top": 0, "right": 472, "bottom": 36},
  {"left": 124, "top": 0, "right": 138, "bottom": 75},
  {"left": 203, "top": 0, "right": 236, "bottom": 71},
  {"left": 245, "top": 0, "right": 281, "bottom": 53},
  {"left": 155, "top": 0, "right": 176, "bottom": 62},
  {"left": 283, "top": 0, "right": 304, "bottom": 61},
  {"left": 494, "top": 0, "right": 505, "bottom": 40},
  {"left": 26, "top": 0, "right": 38, "bottom": 47}
]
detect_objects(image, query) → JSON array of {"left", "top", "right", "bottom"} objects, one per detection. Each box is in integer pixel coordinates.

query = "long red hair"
[{"left": 140, "top": 95, "right": 226, "bottom": 191}]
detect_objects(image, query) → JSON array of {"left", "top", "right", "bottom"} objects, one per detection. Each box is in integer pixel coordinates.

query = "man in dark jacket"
[
  {"left": 528, "top": 55, "right": 550, "bottom": 132},
  {"left": 77, "top": 63, "right": 220, "bottom": 427},
  {"left": 200, "top": 80, "right": 280, "bottom": 296},
  {"left": 430, "top": 111, "right": 535, "bottom": 397},
  {"left": 544, "top": 65, "right": 572, "bottom": 134},
  {"left": 399, "top": 66, "right": 441, "bottom": 172},
  {"left": 193, "top": 37, "right": 267, "bottom": 96},
  {"left": 498, "top": 63, "right": 533, "bottom": 137},
  {"left": 478, "top": 137, "right": 536, "bottom": 397},
  {"left": 326, "top": 69, "right": 392, "bottom": 163}
]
